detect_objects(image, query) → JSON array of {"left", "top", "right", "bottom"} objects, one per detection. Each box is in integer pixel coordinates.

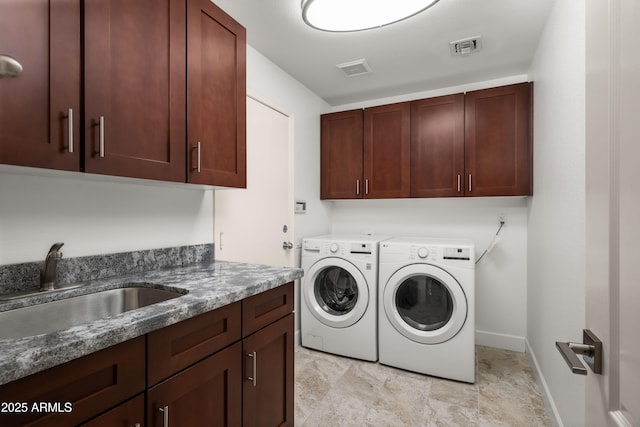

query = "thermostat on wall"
[{"left": 295, "top": 200, "right": 307, "bottom": 214}]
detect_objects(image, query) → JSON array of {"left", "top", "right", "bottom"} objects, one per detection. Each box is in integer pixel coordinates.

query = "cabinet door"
[
  {"left": 0, "top": 0, "right": 80, "bottom": 171},
  {"left": 320, "top": 109, "right": 363, "bottom": 199},
  {"left": 465, "top": 82, "right": 533, "bottom": 196},
  {"left": 242, "top": 313, "right": 294, "bottom": 427},
  {"left": 410, "top": 94, "right": 465, "bottom": 197},
  {"left": 80, "top": 394, "right": 144, "bottom": 427},
  {"left": 0, "top": 337, "right": 145, "bottom": 427},
  {"left": 148, "top": 341, "right": 242, "bottom": 427},
  {"left": 84, "top": 0, "right": 186, "bottom": 182},
  {"left": 364, "top": 102, "right": 410, "bottom": 198},
  {"left": 187, "top": 0, "right": 246, "bottom": 188}
]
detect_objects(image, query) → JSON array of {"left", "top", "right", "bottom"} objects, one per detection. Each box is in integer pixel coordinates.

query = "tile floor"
[{"left": 295, "top": 345, "right": 551, "bottom": 427}]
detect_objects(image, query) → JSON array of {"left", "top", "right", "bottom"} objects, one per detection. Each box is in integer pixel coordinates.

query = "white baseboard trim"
[
  {"left": 476, "top": 330, "right": 526, "bottom": 352},
  {"left": 525, "top": 339, "right": 563, "bottom": 427}
]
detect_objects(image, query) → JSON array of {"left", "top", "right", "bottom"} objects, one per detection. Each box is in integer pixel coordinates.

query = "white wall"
[
  {"left": 0, "top": 167, "right": 214, "bottom": 264},
  {"left": 527, "top": 0, "right": 586, "bottom": 426}
]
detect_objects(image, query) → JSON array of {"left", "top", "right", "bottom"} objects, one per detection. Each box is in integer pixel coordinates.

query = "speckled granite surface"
[
  {"left": 0, "top": 244, "right": 214, "bottom": 296},
  {"left": 0, "top": 252, "right": 303, "bottom": 386}
]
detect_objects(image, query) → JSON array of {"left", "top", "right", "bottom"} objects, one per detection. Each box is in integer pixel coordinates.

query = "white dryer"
[
  {"left": 301, "top": 234, "right": 389, "bottom": 361},
  {"left": 378, "top": 237, "right": 476, "bottom": 382}
]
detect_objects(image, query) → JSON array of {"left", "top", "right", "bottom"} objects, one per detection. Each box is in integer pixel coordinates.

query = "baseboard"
[
  {"left": 525, "top": 339, "right": 563, "bottom": 427},
  {"left": 476, "top": 330, "right": 526, "bottom": 352}
]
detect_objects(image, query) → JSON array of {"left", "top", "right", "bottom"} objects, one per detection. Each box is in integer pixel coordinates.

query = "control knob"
[
  {"left": 329, "top": 243, "right": 339, "bottom": 253},
  {"left": 417, "top": 247, "right": 429, "bottom": 259}
]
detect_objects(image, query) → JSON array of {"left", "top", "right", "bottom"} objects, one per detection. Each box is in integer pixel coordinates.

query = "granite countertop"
[{"left": 0, "top": 260, "right": 303, "bottom": 386}]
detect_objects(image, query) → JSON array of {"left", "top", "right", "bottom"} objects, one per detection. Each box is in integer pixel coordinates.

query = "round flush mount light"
[{"left": 301, "top": 0, "right": 440, "bottom": 32}]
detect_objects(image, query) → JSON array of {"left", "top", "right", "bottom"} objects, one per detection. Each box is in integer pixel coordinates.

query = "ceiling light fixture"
[{"left": 301, "top": 0, "right": 440, "bottom": 32}]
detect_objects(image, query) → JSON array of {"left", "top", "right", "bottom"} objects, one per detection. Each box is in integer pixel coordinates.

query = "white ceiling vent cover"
[
  {"left": 336, "top": 59, "right": 372, "bottom": 77},
  {"left": 449, "top": 36, "right": 482, "bottom": 56}
]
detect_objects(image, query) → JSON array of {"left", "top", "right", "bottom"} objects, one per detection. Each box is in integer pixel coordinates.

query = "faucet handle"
[{"left": 48, "top": 242, "right": 64, "bottom": 254}]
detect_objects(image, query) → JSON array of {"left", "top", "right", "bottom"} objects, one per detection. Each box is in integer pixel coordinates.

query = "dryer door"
[
  {"left": 383, "top": 264, "right": 467, "bottom": 344},
  {"left": 304, "top": 257, "right": 369, "bottom": 328}
]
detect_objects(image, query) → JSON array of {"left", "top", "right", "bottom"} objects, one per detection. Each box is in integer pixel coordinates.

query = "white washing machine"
[
  {"left": 301, "top": 234, "right": 389, "bottom": 361},
  {"left": 378, "top": 237, "right": 476, "bottom": 382}
]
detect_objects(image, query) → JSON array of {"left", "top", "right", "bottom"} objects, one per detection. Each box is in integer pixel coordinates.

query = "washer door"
[
  {"left": 303, "top": 257, "right": 369, "bottom": 328},
  {"left": 383, "top": 264, "right": 467, "bottom": 344}
]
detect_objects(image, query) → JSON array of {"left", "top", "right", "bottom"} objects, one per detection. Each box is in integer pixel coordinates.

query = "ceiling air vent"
[
  {"left": 336, "top": 59, "right": 372, "bottom": 77},
  {"left": 449, "top": 36, "right": 482, "bottom": 56}
]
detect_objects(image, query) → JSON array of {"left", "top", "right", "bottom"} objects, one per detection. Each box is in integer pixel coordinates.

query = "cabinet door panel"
[
  {"left": 148, "top": 341, "right": 242, "bottom": 427},
  {"left": 242, "top": 282, "right": 294, "bottom": 337},
  {"left": 320, "top": 109, "right": 363, "bottom": 199},
  {"left": 465, "top": 83, "right": 532, "bottom": 196},
  {"left": 243, "top": 314, "right": 294, "bottom": 427},
  {"left": 80, "top": 394, "right": 144, "bottom": 427},
  {"left": 147, "top": 301, "right": 242, "bottom": 386},
  {"left": 0, "top": 337, "right": 145, "bottom": 427},
  {"left": 364, "top": 103, "right": 410, "bottom": 198},
  {"left": 0, "top": 0, "right": 80, "bottom": 171},
  {"left": 187, "top": 0, "right": 246, "bottom": 187},
  {"left": 410, "top": 94, "right": 465, "bottom": 197},
  {"left": 84, "top": 0, "right": 186, "bottom": 182}
]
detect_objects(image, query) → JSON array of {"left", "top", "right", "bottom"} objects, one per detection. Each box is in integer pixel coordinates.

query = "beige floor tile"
[{"left": 295, "top": 345, "right": 551, "bottom": 427}]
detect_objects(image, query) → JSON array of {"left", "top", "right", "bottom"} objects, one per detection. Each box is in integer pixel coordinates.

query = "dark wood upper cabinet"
[
  {"left": 320, "top": 109, "right": 363, "bottom": 199},
  {"left": 465, "top": 82, "right": 533, "bottom": 196},
  {"left": 320, "top": 82, "right": 533, "bottom": 199},
  {"left": 0, "top": 0, "right": 81, "bottom": 171},
  {"left": 84, "top": 0, "right": 186, "bottom": 182},
  {"left": 364, "top": 102, "right": 411, "bottom": 198},
  {"left": 410, "top": 94, "right": 465, "bottom": 198},
  {"left": 187, "top": 0, "right": 246, "bottom": 187}
]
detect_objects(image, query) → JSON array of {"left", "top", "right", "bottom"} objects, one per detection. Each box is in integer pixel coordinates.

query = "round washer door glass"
[
  {"left": 315, "top": 266, "right": 358, "bottom": 315},
  {"left": 396, "top": 276, "right": 453, "bottom": 331},
  {"left": 303, "top": 257, "right": 369, "bottom": 328},
  {"left": 383, "top": 264, "right": 467, "bottom": 344}
]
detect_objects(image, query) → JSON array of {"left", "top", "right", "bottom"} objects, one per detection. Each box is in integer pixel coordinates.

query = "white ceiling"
[{"left": 214, "top": 0, "right": 555, "bottom": 106}]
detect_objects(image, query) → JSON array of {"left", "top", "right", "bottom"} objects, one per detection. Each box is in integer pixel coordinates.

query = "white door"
[
  {"left": 583, "top": 0, "right": 640, "bottom": 425},
  {"left": 214, "top": 96, "right": 294, "bottom": 267}
]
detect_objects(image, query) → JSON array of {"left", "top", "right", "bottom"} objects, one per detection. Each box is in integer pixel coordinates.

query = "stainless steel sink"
[{"left": 0, "top": 285, "right": 187, "bottom": 340}]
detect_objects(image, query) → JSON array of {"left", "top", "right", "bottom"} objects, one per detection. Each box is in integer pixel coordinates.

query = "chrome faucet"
[{"left": 40, "top": 242, "right": 64, "bottom": 291}]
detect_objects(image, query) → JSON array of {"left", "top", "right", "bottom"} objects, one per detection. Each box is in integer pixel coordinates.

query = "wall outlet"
[{"left": 498, "top": 213, "right": 507, "bottom": 224}]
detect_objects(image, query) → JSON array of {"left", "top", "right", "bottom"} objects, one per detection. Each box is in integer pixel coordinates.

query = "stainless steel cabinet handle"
[
  {"left": 468, "top": 174, "right": 472, "bottom": 192},
  {"left": 132, "top": 423, "right": 141, "bottom": 427},
  {"left": 67, "top": 108, "right": 73, "bottom": 153},
  {"left": 247, "top": 351, "right": 257, "bottom": 386},
  {"left": 457, "top": 174, "right": 461, "bottom": 192},
  {"left": 194, "top": 142, "right": 201, "bottom": 172},
  {"left": 159, "top": 405, "right": 169, "bottom": 427},
  {"left": 0, "top": 54, "right": 23, "bottom": 77},
  {"left": 99, "top": 116, "right": 105, "bottom": 158},
  {"left": 365, "top": 179, "right": 369, "bottom": 195},
  {"left": 356, "top": 179, "right": 360, "bottom": 195}
]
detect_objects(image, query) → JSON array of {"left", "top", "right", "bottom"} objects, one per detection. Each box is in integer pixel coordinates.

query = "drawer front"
[
  {"left": 80, "top": 393, "right": 144, "bottom": 427},
  {"left": 242, "top": 282, "right": 294, "bottom": 337},
  {"left": 0, "top": 336, "right": 145, "bottom": 427},
  {"left": 147, "top": 301, "right": 242, "bottom": 385}
]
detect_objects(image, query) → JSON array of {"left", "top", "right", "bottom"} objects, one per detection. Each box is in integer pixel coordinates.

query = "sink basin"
[{"left": 0, "top": 285, "right": 187, "bottom": 340}]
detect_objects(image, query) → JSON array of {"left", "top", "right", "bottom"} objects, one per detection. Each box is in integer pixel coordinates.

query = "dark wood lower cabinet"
[
  {"left": 0, "top": 337, "right": 145, "bottom": 427},
  {"left": 0, "top": 284, "right": 294, "bottom": 427},
  {"left": 148, "top": 342, "right": 243, "bottom": 427},
  {"left": 243, "top": 313, "right": 294, "bottom": 427},
  {"left": 80, "top": 394, "right": 145, "bottom": 427}
]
